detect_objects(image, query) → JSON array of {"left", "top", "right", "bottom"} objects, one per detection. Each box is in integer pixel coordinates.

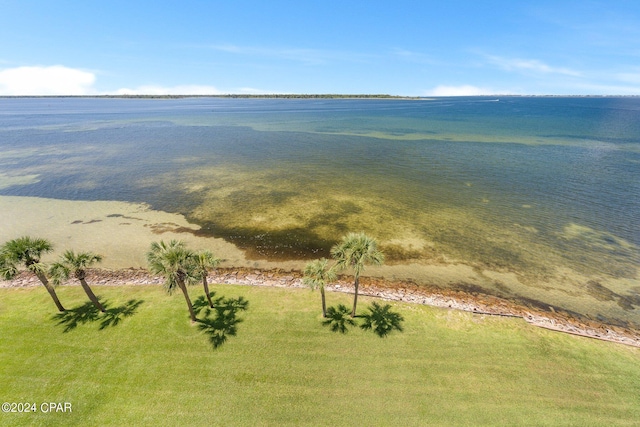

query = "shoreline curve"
[{"left": 3, "top": 266, "right": 639, "bottom": 348}]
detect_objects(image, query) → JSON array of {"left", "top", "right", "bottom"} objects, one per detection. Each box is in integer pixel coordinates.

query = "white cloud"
[
  {"left": 485, "top": 55, "right": 581, "bottom": 77},
  {"left": 113, "top": 85, "right": 224, "bottom": 96},
  {"left": 425, "top": 85, "right": 495, "bottom": 96},
  {"left": 0, "top": 65, "right": 96, "bottom": 95},
  {"left": 0, "top": 64, "right": 276, "bottom": 96}
]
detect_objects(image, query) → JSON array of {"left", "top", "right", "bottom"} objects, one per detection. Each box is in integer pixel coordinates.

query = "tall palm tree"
[
  {"left": 331, "top": 232, "right": 384, "bottom": 318},
  {"left": 49, "top": 250, "right": 105, "bottom": 312},
  {"left": 147, "top": 240, "right": 198, "bottom": 323},
  {"left": 303, "top": 258, "right": 336, "bottom": 318},
  {"left": 0, "top": 236, "right": 65, "bottom": 312},
  {"left": 194, "top": 250, "right": 221, "bottom": 308}
]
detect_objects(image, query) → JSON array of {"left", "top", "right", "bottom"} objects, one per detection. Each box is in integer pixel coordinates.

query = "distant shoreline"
[
  {"left": 0, "top": 94, "right": 423, "bottom": 100},
  {"left": 2, "top": 94, "right": 639, "bottom": 100}
]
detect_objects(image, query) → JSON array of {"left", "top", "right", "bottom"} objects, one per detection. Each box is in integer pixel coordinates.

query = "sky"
[{"left": 1, "top": 0, "right": 640, "bottom": 96}]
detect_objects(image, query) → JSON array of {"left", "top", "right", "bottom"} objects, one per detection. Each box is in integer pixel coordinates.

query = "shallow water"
[{"left": 1, "top": 97, "right": 639, "bottom": 326}]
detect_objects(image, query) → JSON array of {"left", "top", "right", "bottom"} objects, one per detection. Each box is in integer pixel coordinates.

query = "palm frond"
[
  {"left": 27, "top": 261, "right": 49, "bottom": 276},
  {"left": 195, "top": 250, "right": 221, "bottom": 268},
  {"left": 2, "top": 236, "right": 53, "bottom": 264},
  {"left": 0, "top": 254, "right": 19, "bottom": 280},
  {"left": 193, "top": 250, "right": 221, "bottom": 278},
  {"left": 330, "top": 232, "right": 384, "bottom": 276},
  {"left": 303, "top": 258, "right": 336, "bottom": 291},
  {"left": 49, "top": 261, "right": 72, "bottom": 286},
  {"left": 61, "top": 249, "right": 103, "bottom": 269},
  {"left": 146, "top": 240, "right": 197, "bottom": 293}
]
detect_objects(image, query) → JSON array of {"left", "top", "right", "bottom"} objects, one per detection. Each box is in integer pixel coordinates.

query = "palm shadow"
[
  {"left": 99, "top": 299, "right": 145, "bottom": 330},
  {"left": 322, "top": 304, "right": 356, "bottom": 334},
  {"left": 52, "top": 299, "right": 144, "bottom": 333},
  {"left": 360, "top": 302, "right": 404, "bottom": 337},
  {"left": 52, "top": 301, "right": 100, "bottom": 332},
  {"left": 193, "top": 292, "right": 249, "bottom": 349}
]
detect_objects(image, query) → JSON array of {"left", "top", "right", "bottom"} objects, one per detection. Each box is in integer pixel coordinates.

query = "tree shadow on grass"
[
  {"left": 360, "top": 302, "right": 404, "bottom": 337},
  {"left": 52, "top": 299, "right": 144, "bottom": 333},
  {"left": 193, "top": 292, "right": 249, "bottom": 349},
  {"left": 99, "top": 299, "right": 145, "bottom": 330},
  {"left": 322, "top": 304, "right": 357, "bottom": 334}
]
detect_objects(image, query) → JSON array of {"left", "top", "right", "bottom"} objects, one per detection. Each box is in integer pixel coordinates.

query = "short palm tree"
[
  {"left": 50, "top": 250, "right": 105, "bottom": 312},
  {"left": 0, "top": 236, "right": 65, "bottom": 312},
  {"left": 147, "top": 240, "right": 198, "bottom": 323},
  {"left": 331, "top": 232, "right": 384, "bottom": 317},
  {"left": 194, "top": 250, "right": 221, "bottom": 308},
  {"left": 303, "top": 258, "right": 336, "bottom": 318}
]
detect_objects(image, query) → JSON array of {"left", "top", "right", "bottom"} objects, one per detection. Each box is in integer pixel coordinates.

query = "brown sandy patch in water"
[
  {"left": 1, "top": 195, "right": 638, "bottom": 329},
  {"left": 0, "top": 195, "right": 300, "bottom": 271}
]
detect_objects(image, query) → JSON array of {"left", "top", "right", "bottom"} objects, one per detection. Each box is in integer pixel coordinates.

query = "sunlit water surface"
[{"left": 1, "top": 97, "right": 638, "bottom": 326}]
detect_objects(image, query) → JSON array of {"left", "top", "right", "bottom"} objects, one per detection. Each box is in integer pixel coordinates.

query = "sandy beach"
[{"left": 2, "top": 194, "right": 639, "bottom": 340}]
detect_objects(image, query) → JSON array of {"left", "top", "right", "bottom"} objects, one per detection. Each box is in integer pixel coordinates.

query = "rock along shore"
[{"left": 3, "top": 267, "right": 639, "bottom": 348}]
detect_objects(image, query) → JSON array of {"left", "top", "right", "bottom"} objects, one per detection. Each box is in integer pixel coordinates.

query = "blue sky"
[{"left": 1, "top": 0, "right": 639, "bottom": 96}]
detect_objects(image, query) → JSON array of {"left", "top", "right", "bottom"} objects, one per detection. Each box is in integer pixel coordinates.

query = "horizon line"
[{"left": 2, "top": 94, "right": 640, "bottom": 99}]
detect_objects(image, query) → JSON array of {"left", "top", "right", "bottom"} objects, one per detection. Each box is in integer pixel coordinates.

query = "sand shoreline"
[
  {"left": 3, "top": 195, "right": 638, "bottom": 329},
  {"left": 3, "top": 266, "right": 639, "bottom": 348}
]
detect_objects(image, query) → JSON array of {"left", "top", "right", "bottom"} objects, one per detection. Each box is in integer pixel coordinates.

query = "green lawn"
[{"left": 1, "top": 284, "right": 639, "bottom": 426}]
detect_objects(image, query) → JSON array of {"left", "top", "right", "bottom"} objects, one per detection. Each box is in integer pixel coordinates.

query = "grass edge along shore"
[
  {"left": 3, "top": 282, "right": 640, "bottom": 426},
  {"left": 3, "top": 266, "right": 639, "bottom": 348}
]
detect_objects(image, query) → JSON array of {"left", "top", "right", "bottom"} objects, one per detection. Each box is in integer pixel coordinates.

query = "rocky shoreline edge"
[{"left": 3, "top": 267, "right": 639, "bottom": 348}]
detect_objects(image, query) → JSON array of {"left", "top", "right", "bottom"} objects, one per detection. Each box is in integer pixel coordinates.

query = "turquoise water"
[{"left": 1, "top": 97, "right": 639, "bottom": 325}]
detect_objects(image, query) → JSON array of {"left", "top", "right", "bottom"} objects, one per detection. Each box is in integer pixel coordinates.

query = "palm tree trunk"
[
  {"left": 35, "top": 272, "right": 66, "bottom": 312},
  {"left": 321, "top": 287, "right": 327, "bottom": 318},
  {"left": 80, "top": 278, "right": 106, "bottom": 312},
  {"left": 202, "top": 276, "right": 214, "bottom": 308},
  {"left": 351, "top": 276, "right": 359, "bottom": 318},
  {"left": 178, "top": 279, "right": 197, "bottom": 323}
]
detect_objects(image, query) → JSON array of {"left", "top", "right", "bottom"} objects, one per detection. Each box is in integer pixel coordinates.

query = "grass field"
[{"left": 1, "top": 283, "right": 640, "bottom": 426}]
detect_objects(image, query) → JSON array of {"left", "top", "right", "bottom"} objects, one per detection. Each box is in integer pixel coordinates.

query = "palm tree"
[
  {"left": 147, "top": 240, "right": 198, "bottom": 323},
  {"left": 331, "top": 232, "right": 384, "bottom": 318},
  {"left": 49, "top": 250, "right": 105, "bottom": 312},
  {"left": 0, "top": 236, "right": 65, "bottom": 312},
  {"left": 194, "top": 250, "right": 221, "bottom": 308},
  {"left": 303, "top": 258, "right": 336, "bottom": 318}
]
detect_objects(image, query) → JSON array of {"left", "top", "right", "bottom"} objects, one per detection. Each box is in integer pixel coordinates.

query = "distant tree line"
[{"left": 0, "top": 94, "right": 420, "bottom": 100}]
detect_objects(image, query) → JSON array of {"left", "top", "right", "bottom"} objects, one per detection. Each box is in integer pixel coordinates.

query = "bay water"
[{"left": 1, "top": 96, "right": 638, "bottom": 326}]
